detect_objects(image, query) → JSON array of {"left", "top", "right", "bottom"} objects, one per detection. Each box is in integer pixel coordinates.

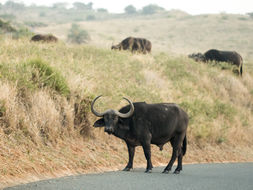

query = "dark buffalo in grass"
[
  {"left": 111, "top": 37, "right": 152, "bottom": 54},
  {"left": 91, "top": 96, "right": 188, "bottom": 174},
  {"left": 31, "top": 34, "right": 58, "bottom": 43},
  {"left": 188, "top": 49, "right": 243, "bottom": 76}
]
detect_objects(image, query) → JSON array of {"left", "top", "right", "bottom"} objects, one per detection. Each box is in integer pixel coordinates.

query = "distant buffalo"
[
  {"left": 31, "top": 34, "right": 58, "bottom": 43},
  {"left": 188, "top": 49, "right": 243, "bottom": 76},
  {"left": 112, "top": 37, "right": 152, "bottom": 54}
]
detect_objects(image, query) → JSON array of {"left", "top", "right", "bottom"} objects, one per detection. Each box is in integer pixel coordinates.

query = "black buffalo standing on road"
[
  {"left": 188, "top": 49, "right": 243, "bottom": 76},
  {"left": 91, "top": 96, "right": 188, "bottom": 174},
  {"left": 111, "top": 37, "right": 152, "bottom": 54},
  {"left": 30, "top": 34, "right": 58, "bottom": 43}
]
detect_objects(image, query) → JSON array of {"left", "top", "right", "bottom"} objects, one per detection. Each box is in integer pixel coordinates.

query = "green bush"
[
  {"left": 124, "top": 5, "right": 137, "bottom": 14},
  {"left": 0, "top": 59, "right": 70, "bottom": 97},
  {"left": 142, "top": 4, "right": 164, "bottom": 15},
  {"left": 28, "top": 59, "right": 70, "bottom": 97},
  {"left": 67, "top": 23, "right": 90, "bottom": 44}
]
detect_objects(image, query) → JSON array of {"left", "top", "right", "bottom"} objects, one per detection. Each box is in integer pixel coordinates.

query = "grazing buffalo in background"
[
  {"left": 188, "top": 49, "right": 243, "bottom": 76},
  {"left": 91, "top": 95, "right": 188, "bottom": 174},
  {"left": 31, "top": 34, "right": 58, "bottom": 43},
  {"left": 111, "top": 37, "right": 152, "bottom": 54}
]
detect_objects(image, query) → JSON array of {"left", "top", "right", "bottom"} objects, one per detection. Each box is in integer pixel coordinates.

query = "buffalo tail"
[{"left": 182, "top": 135, "right": 187, "bottom": 156}]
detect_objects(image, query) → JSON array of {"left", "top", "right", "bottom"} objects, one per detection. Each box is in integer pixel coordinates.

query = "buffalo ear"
[
  {"left": 118, "top": 118, "right": 130, "bottom": 130},
  {"left": 93, "top": 118, "right": 105, "bottom": 127}
]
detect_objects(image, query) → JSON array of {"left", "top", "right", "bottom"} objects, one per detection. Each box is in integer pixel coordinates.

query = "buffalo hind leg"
[
  {"left": 163, "top": 134, "right": 184, "bottom": 174},
  {"left": 123, "top": 143, "right": 135, "bottom": 171},
  {"left": 174, "top": 148, "right": 183, "bottom": 174}
]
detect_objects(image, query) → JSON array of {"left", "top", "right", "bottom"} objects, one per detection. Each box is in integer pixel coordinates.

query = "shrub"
[
  {"left": 124, "top": 5, "right": 137, "bottom": 14},
  {"left": 67, "top": 23, "right": 90, "bottom": 44},
  {"left": 142, "top": 4, "right": 164, "bottom": 15},
  {"left": 28, "top": 59, "right": 70, "bottom": 97},
  {"left": 0, "top": 59, "right": 70, "bottom": 97}
]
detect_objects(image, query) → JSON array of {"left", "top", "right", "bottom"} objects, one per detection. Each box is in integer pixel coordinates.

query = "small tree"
[
  {"left": 142, "top": 4, "right": 164, "bottom": 15},
  {"left": 124, "top": 5, "right": 137, "bottom": 14},
  {"left": 67, "top": 23, "right": 90, "bottom": 44}
]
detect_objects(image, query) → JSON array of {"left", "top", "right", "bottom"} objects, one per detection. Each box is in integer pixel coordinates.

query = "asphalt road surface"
[{"left": 4, "top": 163, "right": 253, "bottom": 190}]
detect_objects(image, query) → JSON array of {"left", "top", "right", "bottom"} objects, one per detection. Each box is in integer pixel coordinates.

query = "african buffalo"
[
  {"left": 188, "top": 49, "right": 243, "bottom": 76},
  {"left": 111, "top": 37, "right": 152, "bottom": 54},
  {"left": 91, "top": 96, "right": 188, "bottom": 174},
  {"left": 30, "top": 34, "right": 58, "bottom": 42}
]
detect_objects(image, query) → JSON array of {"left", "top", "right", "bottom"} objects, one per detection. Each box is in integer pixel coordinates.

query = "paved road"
[{"left": 4, "top": 163, "right": 253, "bottom": 190}]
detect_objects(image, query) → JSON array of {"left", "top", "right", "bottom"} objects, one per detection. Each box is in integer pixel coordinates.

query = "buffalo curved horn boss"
[{"left": 91, "top": 95, "right": 134, "bottom": 118}]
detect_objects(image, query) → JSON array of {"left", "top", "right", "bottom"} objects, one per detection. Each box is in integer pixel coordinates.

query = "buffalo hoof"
[
  {"left": 122, "top": 167, "right": 132, "bottom": 171},
  {"left": 145, "top": 169, "right": 152, "bottom": 173},
  {"left": 162, "top": 169, "right": 170, "bottom": 174},
  {"left": 173, "top": 170, "right": 180, "bottom": 174}
]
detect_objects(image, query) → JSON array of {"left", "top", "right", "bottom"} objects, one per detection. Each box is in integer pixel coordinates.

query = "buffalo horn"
[
  {"left": 91, "top": 96, "right": 134, "bottom": 118},
  {"left": 91, "top": 95, "right": 110, "bottom": 117},
  {"left": 114, "top": 97, "right": 134, "bottom": 118}
]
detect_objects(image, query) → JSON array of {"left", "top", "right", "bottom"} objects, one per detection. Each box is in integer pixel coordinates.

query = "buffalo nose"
[{"left": 104, "top": 127, "right": 114, "bottom": 134}]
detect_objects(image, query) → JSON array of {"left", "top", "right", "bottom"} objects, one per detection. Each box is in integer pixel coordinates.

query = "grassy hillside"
[
  {"left": 31, "top": 12, "right": 253, "bottom": 62},
  {"left": 0, "top": 38, "right": 252, "bottom": 187}
]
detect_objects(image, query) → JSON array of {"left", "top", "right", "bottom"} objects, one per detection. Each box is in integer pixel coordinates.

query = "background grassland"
[
  {"left": 32, "top": 13, "right": 253, "bottom": 61},
  {"left": 1, "top": 10, "right": 253, "bottom": 188}
]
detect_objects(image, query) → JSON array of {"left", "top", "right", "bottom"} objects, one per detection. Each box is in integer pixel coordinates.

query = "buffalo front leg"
[
  {"left": 141, "top": 140, "right": 153, "bottom": 173},
  {"left": 123, "top": 143, "right": 135, "bottom": 171}
]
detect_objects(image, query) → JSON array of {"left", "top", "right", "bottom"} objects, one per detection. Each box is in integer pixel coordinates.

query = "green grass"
[
  {"left": 0, "top": 58, "right": 70, "bottom": 97},
  {"left": 28, "top": 59, "right": 70, "bottom": 97}
]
